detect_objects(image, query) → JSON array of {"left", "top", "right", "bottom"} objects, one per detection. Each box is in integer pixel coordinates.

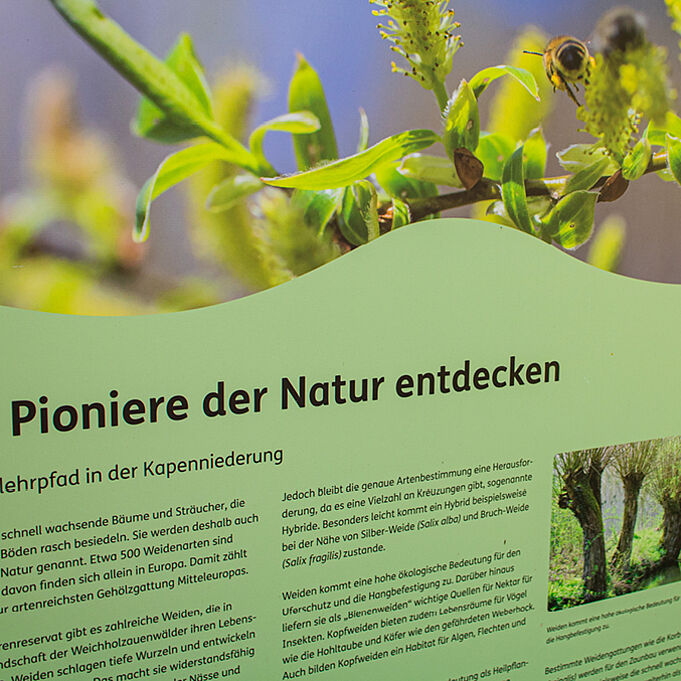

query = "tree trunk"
[
  {"left": 587, "top": 466, "right": 603, "bottom": 507},
  {"left": 660, "top": 504, "right": 681, "bottom": 567},
  {"left": 611, "top": 477, "right": 643, "bottom": 574},
  {"left": 563, "top": 473, "right": 608, "bottom": 601}
]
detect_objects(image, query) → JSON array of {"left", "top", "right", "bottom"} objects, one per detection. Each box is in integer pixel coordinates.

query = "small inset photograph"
[{"left": 549, "top": 437, "right": 681, "bottom": 611}]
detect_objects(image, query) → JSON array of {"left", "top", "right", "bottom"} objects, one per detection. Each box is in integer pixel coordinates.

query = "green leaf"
[
  {"left": 443, "top": 80, "right": 480, "bottom": 156},
  {"left": 248, "top": 112, "right": 320, "bottom": 173},
  {"left": 132, "top": 116, "right": 198, "bottom": 146},
  {"left": 167, "top": 34, "right": 212, "bottom": 117},
  {"left": 545, "top": 191, "right": 598, "bottom": 249},
  {"left": 354, "top": 182, "right": 379, "bottom": 243},
  {"left": 474, "top": 133, "right": 515, "bottom": 182},
  {"left": 666, "top": 134, "right": 681, "bottom": 186},
  {"left": 135, "top": 143, "right": 247, "bottom": 242},
  {"left": 563, "top": 158, "right": 611, "bottom": 196},
  {"left": 391, "top": 199, "right": 411, "bottom": 229},
  {"left": 501, "top": 146, "right": 533, "bottom": 234},
  {"left": 357, "top": 108, "right": 370, "bottom": 153},
  {"left": 646, "top": 112, "right": 681, "bottom": 146},
  {"left": 528, "top": 197, "right": 553, "bottom": 230},
  {"left": 337, "top": 181, "right": 379, "bottom": 246},
  {"left": 374, "top": 162, "right": 437, "bottom": 200},
  {"left": 523, "top": 128, "right": 548, "bottom": 180},
  {"left": 132, "top": 33, "right": 212, "bottom": 143},
  {"left": 288, "top": 53, "right": 338, "bottom": 170},
  {"left": 489, "top": 197, "right": 551, "bottom": 232},
  {"left": 645, "top": 128, "right": 663, "bottom": 147},
  {"left": 399, "top": 154, "right": 461, "bottom": 187},
  {"left": 469, "top": 65, "right": 539, "bottom": 101},
  {"left": 291, "top": 189, "right": 342, "bottom": 236},
  {"left": 49, "top": 0, "right": 247, "bottom": 159},
  {"left": 486, "top": 201, "right": 516, "bottom": 227},
  {"left": 556, "top": 144, "right": 619, "bottom": 175},
  {"left": 262, "top": 129, "right": 438, "bottom": 190},
  {"left": 205, "top": 174, "right": 263, "bottom": 212},
  {"left": 338, "top": 188, "right": 363, "bottom": 246},
  {"left": 622, "top": 137, "right": 651, "bottom": 181}
]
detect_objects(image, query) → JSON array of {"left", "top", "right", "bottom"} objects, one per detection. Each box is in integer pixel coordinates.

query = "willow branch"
[{"left": 406, "top": 151, "right": 669, "bottom": 221}]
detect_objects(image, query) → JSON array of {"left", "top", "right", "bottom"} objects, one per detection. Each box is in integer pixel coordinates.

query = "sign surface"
[{"left": 2, "top": 219, "right": 681, "bottom": 681}]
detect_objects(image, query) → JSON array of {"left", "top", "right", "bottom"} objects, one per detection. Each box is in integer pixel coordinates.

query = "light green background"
[{"left": 1, "top": 218, "right": 681, "bottom": 680}]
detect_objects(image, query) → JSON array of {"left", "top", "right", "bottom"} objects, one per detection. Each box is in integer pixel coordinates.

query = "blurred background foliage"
[{"left": 2, "top": 1, "right": 681, "bottom": 314}]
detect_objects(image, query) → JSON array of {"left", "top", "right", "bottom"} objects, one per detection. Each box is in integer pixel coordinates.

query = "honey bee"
[
  {"left": 591, "top": 7, "right": 647, "bottom": 57},
  {"left": 524, "top": 36, "right": 593, "bottom": 106}
]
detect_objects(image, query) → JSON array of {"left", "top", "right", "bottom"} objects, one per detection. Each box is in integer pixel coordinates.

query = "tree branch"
[{"left": 406, "top": 150, "right": 669, "bottom": 221}]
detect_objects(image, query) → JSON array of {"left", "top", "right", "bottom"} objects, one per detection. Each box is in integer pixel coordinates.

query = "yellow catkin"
[
  {"left": 580, "top": 45, "right": 671, "bottom": 161},
  {"left": 586, "top": 216, "right": 626, "bottom": 273},
  {"left": 370, "top": 0, "right": 461, "bottom": 90},
  {"left": 184, "top": 65, "right": 275, "bottom": 292}
]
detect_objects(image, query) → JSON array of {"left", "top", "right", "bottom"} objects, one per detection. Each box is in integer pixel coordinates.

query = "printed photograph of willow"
[
  {"left": 4, "top": 1, "right": 681, "bottom": 314},
  {"left": 549, "top": 437, "right": 681, "bottom": 611}
]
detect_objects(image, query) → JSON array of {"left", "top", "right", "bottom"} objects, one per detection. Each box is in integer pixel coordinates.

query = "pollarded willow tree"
[
  {"left": 555, "top": 447, "right": 613, "bottom": 602},
  {"left": 554, "top": 437, "right": 681, "bottom": 605},
  {"left": 649, "top": 437, "right": 681, "bottom": 572},
  {"left": 45, "top": 0, "right": 681, "bottom": 292},
  {"left": 610, "top": 439, "right": 660, "bottom": 575}
]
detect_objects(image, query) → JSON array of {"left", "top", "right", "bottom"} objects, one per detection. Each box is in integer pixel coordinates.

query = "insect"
[
  {"left": 591, "top": 7, "right": 647, "bottom": 57},
  {"left": 524, "top": 36, "right": 593, "bottom": 106}
]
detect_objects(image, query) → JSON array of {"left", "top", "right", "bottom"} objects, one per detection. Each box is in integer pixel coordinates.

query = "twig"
[{"left": 406, "top": 150, "right": 669, "bottom": 221}]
